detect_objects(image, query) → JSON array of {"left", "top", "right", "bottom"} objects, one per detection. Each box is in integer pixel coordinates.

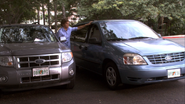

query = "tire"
[
  {"left": 0, "top": 90, "right": 2, "bottom": 98},
  {"left": 65, "top": 78, "right": 75, "bottom": 89},
  {"left": 104, "top": 62, "right": 121, "bottom": 90},
  {"left": 76, "top": 65, "right": 79, "bottom": 70}
]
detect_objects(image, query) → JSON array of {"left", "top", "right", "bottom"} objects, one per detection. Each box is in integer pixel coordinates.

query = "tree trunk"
[
  {"left": 8, "top": 3, "right": 14, "bottom": 24},
  {"left": 37, "top": 7, "right": 40, "bottom": 24},
  {"left": 47, "top": 0, "right": 51, "bottom": 27},
  {"left": 158, "top": 16, "right": 164, "bottom": 35},
  {"left": 15, "top": 12, "right": 24, "bottom": 23},
  {"left": 62, "top": 3, "right": 66, "bottom": 19},
  {"left": 42, "top": 3, "right": 45, "bottom": 25},
  {"left": 54, "top": 0, "right": 57, "bottom": 33}
]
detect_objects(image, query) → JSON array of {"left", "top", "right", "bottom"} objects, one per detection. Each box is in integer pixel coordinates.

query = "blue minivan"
[{"left": 70, "top": 20, "right": 185, "bottom": 89}]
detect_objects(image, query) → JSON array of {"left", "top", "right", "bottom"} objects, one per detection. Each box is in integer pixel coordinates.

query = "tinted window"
[
  {"left": 88, "top": 25, "right": 102, "bottom": 43},
  {"left": 71, "top": 26, "right": 89, "bottom": 42},
  {"left": 100, "top": 21, "right": 159, "bottom": 40},
  {"left": 0, "top": 26, "right": 57, "bottom": 43}
]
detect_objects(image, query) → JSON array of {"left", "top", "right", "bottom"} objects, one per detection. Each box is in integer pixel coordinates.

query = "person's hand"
[
  {"left": 86, "top": 21, "right": 93, "bottom": 26},
  {"left": 78, "top": 21, "right": 93, "bottom": 30}
]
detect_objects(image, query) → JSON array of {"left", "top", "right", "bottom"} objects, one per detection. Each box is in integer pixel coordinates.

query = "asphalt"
[
  {"left": 1, "top": 69, "right": 185, "bottom": 104},
  {"left": 167, "top": 38, "right": 185, "bottom": 46}
]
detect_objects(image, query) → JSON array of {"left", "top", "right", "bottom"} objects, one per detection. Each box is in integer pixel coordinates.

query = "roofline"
[
  {"left": 73, "top": 19, "right": 138, "bottom": 27},
  {"left": 0, "top": 24, "right": 49, "bottom": 27}
]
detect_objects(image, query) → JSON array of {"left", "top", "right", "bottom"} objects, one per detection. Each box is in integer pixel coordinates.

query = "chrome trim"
[
  {"left": 146, "top": 52, "right": 185, "bottom": 64},
  {"left": 14, "top": 53, "right": 61, "bottom": 69}
]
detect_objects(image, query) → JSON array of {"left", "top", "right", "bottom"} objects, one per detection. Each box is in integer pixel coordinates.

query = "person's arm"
[{"left": 77, "top": 21, "right": 93, "bottom": 30}]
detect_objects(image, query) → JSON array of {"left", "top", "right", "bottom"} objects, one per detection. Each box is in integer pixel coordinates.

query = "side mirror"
[
  {"left": 60, "top": 36, "right": 67, "bottom": 42},
  {"left": 157, "top": 33, "right": 162, "bottom": 38}
]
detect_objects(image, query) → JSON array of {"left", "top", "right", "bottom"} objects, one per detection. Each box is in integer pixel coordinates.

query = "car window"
[
  {"left": 0, "top": 26, "right": 57, "bottom": 43},
  {"left": 100, "top": 21, "right": 159, "bottom": 40},
  {"left": 71, "top": 26, "right": 89, "bottom": 43},
  {"left": 87, "top": 25, "right": 102, "bottom": 44}
]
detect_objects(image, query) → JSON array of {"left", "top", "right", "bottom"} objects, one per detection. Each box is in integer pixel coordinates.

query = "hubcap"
[{"left": 106, "top": 67, "right": 116, "bottom": 86}]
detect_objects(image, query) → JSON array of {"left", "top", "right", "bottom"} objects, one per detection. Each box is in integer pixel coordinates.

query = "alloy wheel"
[{"left": 106, "top": 67, "right": 117, "bottom": 86}]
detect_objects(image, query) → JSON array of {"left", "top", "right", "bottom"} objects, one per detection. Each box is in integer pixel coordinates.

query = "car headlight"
[
  {"left": 0, "top": 56, "right": 13, "bottom": 66},
  {"left": 123, "top": 53, "right": 147, "bottom": 65},
  {"left": 62, "top": 52, "right": 73, "bottom": 63}
]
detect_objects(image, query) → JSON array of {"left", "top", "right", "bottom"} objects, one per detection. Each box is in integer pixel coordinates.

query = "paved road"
[
  {"left": 167, "top": 38, "right": 185, "bottom": 46},
  {"left": 0, "top": 38, "right": 185, "bottom": 104}
]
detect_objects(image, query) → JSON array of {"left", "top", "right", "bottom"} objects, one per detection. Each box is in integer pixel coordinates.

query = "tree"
[
  {"left": 0, "top": 0, "right": 38, "bottom": 24},
  {"left": 49, "top": 0, "right": 80, "bottom": 31},
  {"left": 47, "top": 0, "right": 51, "bottom": 27},
  {"left": 54, "top": 0, "right": 58, "bottom": 33},
  {"left": 37, "top": 6, "right": 40, "bottom": 24},
  {"left": 77, "top": 0, "right": 185, "bottom": 35}
]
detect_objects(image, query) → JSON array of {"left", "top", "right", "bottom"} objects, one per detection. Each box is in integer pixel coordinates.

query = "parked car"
[
  {"left": 0, "top": 24, "right": 76, "bottom": 91},
  {"left": 70, "top": 20, "right": 185, "bottom": 89}
]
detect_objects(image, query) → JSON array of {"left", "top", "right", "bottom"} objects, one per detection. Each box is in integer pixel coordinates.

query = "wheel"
[
  {"left": 65, "top": 78, "right": 75, "bottom": 89},
  {"left": 104, "top": 62, "right": 121, "bottom": 90}
]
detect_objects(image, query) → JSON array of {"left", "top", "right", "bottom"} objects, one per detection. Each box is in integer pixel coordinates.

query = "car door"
[
  {"left": 82, "top": 25, "right": 104, "bottom": 74},
  {"left": 70, "top": 26, "right": 89, "bottom": 68}
]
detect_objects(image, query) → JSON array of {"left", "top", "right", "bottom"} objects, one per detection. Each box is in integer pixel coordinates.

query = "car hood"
[
  {"left": 110, "top": 39, "right": 185, "bottom": 55},
  {"left": 0, "top": 42, "right": 69, "bottom": 56}
]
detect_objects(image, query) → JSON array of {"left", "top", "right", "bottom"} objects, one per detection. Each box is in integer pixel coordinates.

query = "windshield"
[
  {"left": 100, "top": 21, "right": 159, "bottom": 40},
  {"left": 0, "top": 26, "right": 57, "bottom": 43}
]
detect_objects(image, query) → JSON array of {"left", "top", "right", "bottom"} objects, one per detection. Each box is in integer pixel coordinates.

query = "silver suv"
[{"left": 0, "top": 24, "right": 76, "bottom": 91}]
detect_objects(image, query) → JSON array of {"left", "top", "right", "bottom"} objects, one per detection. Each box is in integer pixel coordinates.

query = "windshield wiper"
[
  {"left": 107, "top": 38, "right": 128, "bottom": 41},
  {"left": 128, "top": 37, "right": 153, "bottom": 40}
]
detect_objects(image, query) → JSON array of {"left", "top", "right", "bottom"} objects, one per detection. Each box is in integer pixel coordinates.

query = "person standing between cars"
[{"left": 56, "top": 18, "right": 92, "bottom": 48}]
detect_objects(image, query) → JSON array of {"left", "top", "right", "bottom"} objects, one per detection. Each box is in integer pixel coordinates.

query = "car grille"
[
  {"left": 146, "top": 52, "right": 185, "bottom": 64},
  {"left": 15, "top": 53, "right": 61, "bottom": 69}
]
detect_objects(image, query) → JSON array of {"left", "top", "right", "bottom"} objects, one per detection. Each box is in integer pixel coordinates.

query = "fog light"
[
  {"left": 0, "top": 76, "right": 8, "bottom": 83},
  {"left": 69, "top": 68, "right": 75, "bottom": 76}
]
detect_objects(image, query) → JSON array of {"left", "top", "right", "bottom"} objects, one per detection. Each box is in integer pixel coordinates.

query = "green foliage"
[
  {"left": 77, "top": 0, "right": 185, "bottom": 35},
  {"left": 1, "top": 0, "right": 184, "bottom": 34},
  {"left": 78, "top": 0, "right": 185, "bottom": 21},
  {"left": 0, "top": 0, "right": 38, "bottom": 24}
]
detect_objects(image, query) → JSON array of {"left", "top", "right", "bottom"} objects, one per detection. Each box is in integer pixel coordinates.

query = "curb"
[{"left": 162, "top": 35, "right": 185, "bottom": 39}]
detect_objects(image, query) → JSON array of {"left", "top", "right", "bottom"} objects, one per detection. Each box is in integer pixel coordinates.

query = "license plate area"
[
  {"left": 167, "top": 69, "right": 180, "bottom": 78},
  {"left": 33, "top": 67, "right": 49, "bottom": 77}
]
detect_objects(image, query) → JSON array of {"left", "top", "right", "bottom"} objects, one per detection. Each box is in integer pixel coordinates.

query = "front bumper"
[
  {"left": 118, "top": 61, "right": 185, "bottom": 85},
  {"left": 0, "top": 59, "right": 76, "bottom": 91}
]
